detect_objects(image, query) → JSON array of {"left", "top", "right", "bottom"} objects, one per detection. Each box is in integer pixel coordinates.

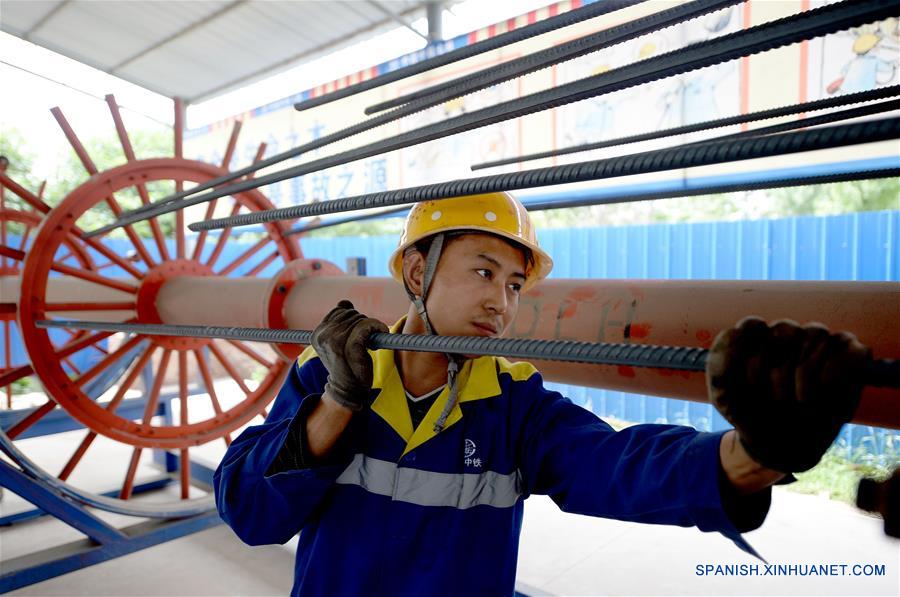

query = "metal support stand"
[
  {"left": 0, "top": 386, "right": 221, "bottom": 591},
  {"left": 0, "top": 459, "right": 221, "bottom": 593}
]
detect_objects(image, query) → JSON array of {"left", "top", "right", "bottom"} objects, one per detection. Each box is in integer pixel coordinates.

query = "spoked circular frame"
[{"left": 12, "top": 157, "right": 301, "bottom": 517}]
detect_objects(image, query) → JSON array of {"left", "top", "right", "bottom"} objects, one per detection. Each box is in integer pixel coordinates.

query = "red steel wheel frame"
[
  {"left": 18, "top": 157, "right": 300, "bottom": 456},
  {"left": 1, "top": 204, "right": 96, "bottom": 409}
]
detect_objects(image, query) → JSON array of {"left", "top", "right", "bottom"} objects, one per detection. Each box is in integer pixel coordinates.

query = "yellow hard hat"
[{"left": 389, "top": 192, "right": 553, "bottom": 291}]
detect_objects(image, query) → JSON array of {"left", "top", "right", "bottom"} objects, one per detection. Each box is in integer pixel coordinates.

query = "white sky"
[{"left": 0, "top": 0, "right": 554, "bottom": 180}]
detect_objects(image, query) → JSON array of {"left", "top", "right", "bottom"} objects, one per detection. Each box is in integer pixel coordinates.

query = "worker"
[{"left": 214, "top": 192, "right": 870, "bottom": 596}]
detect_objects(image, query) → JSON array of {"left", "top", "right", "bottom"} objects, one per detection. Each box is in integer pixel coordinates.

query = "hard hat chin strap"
[
  {"left": 401, "top": 233, "right": 462, "bottom": 433},
  {"left": 407, "top": 233, "right": 444, "bottom": 335}
]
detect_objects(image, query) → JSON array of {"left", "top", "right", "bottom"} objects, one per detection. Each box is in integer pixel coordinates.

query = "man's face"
[{"left": 423, "top": 233, "right": 526, "bottom": 338}]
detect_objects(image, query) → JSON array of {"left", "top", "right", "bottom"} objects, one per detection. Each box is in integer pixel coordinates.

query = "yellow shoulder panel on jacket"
[
  {"left": 495, "top": 357, "right": 538, "bottom": 382},
  {"left": 296, "top": 345, "right": 320, "bottom": 369}
]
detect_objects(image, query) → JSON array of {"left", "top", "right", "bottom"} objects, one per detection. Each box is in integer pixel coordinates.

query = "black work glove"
[
  {"left": 857, "top": 469, "right": 900, "bottom": 538},
  {"left": 311, "top": 299, "right": 388, "bottom": 412},
  {"left": 706, "top": 317, "right": 870, "bottom": 473}
]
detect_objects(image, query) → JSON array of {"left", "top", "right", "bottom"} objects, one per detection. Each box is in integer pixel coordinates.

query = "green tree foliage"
[
  {"left": 48, "top": 129, "right": 176, "bottom": 237},
  {"left": 0, "top": 127, "right": 43, "bottom": 211},
  {"left": 1, "top": 125, "right": 174, "bottom": 237}
]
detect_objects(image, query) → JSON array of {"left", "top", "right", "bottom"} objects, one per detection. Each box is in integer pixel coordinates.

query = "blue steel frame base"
[{"left": 0, "top": 458, "right": 222, "bottom": 593}]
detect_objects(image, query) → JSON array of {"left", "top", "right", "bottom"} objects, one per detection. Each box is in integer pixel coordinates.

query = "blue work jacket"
[{"left": 214, "top": 319, "right": 766, "bottom": 596}]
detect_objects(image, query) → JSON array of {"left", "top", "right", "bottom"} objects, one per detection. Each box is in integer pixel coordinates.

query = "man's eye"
[
  {"left": 476, "top": 269, "right": 491, "bottom": 279},
  {"left": 509, "top": 283, "right": 522, "bottom": 293}
]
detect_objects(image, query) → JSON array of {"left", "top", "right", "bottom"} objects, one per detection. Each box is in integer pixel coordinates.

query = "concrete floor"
[
  {"left": 2, "top": 403, "right": 897, "bottom": 596},
  {"left": 3, "top": 485, "right": 898, "bottom": 596}
]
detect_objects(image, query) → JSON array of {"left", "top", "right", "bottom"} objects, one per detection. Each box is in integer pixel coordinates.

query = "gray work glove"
[
  {"left": 706, "top": 317, "right": 870, "bottom": 473},
  {"left": 311, "top": 300, "right": 388, "bottom": 412}
]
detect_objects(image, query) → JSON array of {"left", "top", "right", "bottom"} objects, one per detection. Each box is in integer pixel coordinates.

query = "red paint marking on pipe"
[
  {"left": 617, "top": 365, "right": 636, "bottom": 378},
  {"left": 695, "top": 329, "right": 714, "bottom": 348},
  {"left": 560, "top": 301, "right": 578, "bottom": 319},
  {"left": 569, "top": 286, "right": 596, "bottom": 301},
  {"left": 628, "top": 323, "right": 651, "bottom": 339},
  {"left": 658, "top": 368, "right": 692, "bottom": 380}
]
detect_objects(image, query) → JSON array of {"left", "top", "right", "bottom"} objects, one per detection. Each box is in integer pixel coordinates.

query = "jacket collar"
[{"left": 370, "top": 316, "right": 501, "bottom": 455}]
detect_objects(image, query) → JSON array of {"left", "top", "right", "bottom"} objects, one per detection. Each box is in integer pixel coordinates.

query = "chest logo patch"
[{"left": 463, "top": 439, "right": 482, "bottom": 468}]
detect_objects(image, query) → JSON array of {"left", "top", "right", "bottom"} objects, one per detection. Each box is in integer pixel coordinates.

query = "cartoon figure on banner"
[
  {"left": 478, "top": 127, "right": 507, "bottom": 163},
  {"left": 402, "top": 79, "right": 518, "bottom": 183},
  {"left": 653, "top": 7, "right": 740, "bottom": 129},
  {"left": 564, "top": 64, "right": 617, "bottom": 147},
  {"left": 468, "top": 82, "right": 518, "bottom": 166},
  {"left": 825, "top": 19, "right": 898, "bottom": 95}
]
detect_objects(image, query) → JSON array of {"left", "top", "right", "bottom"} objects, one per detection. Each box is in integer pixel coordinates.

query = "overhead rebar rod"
[
  {"left": 108, "top": 0, "right": 730, "bottom": 224},
  {"left": 519, "top": 167, "right": 900, "bottom": 211},
  {"left": 471, "top": 84, "right": 900, "bottom": 170},
  {"left": 87, "top": 0, "right": 899, "bottom": 238},
  {"left": 187, "top": 115, "right": 900, "bottom": 232},
  {"left": 36, "top": 320, "right": 900, "bottom": 388},
  {"left": 691, "top": 96, "right": 900, "bottom": 143},
  {"left": 363, "top": 0, "right": 740, "bottom": 115},
  {"left": 285, "top": 205, "right": 411, "bottom": 237},
  {"left": 282, "top": 166, "right": 900, "bottom": 236},
  {"left": 292, "top": 0, "right": 646, "bottom": 112}
]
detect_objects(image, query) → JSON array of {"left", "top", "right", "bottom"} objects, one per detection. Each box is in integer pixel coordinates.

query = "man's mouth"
[{"left": 472, "top": 322, "right": 498, "bottom": 335}]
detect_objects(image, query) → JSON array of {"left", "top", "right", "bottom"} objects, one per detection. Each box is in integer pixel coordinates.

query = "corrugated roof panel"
[
  {"left": 164, "top": 20, "right": 269, "bottom": 77},
  {"left": 31, "top": 3, "right": 153, "bottom": 65},
  {"left": 0, "top": 0, "right": 63, "bottom": 36},
  {"left": 1, "top": 0, "right": 443, "bottom": 101},
  {"left": 249, "top": 1, "right": 328, "bottom": 41},
  {"left": 121, "top": 30, "right": 242, "bottom": 99},
  {"left": 205, "top": 2, "right": 302, "bottom": 61},
  {"left": 98, "top": 1, "right": 231, "bottom": 69},
  {"left": 247, "top": 3, "right": 337, "bottom": 58}
]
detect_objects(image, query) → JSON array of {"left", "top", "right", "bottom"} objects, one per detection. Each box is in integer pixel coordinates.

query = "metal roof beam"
[
  {"left": 23, "top": 0, "right": 71, "bottom": 41},
  {"left": 110, "top": 0, "right": 247, "bottom": 74},
  {"left": 365, "top": 0, "right": 428, "bottom": 41}
]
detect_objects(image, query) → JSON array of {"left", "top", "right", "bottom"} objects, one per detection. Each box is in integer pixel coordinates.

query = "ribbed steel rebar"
[
  {"left": 282, "top": 167, "right": 900, "bottom": 236},
  {"left": 292, "top": 0, "right": 646, "bottom": 112},
  {"left": 518, "top": 167, "right": 900, "bottom": 211},
  {"left": 36, "top": 320, "right": 900, "bottom": 387},
  {"left": 695, "top": 97, "right": 900, "bottom": 144},
  {"left": 472, "top": 84, "right": 900, "bottom": 170},
  {"left": 89, "top": 0, "right": 899, "bottom": 238},
  {"left": 362, "top": 0, "right": 740, "bottom": 115},
  {"left": 109, "top": 0, "right": 735, "bottom": 224},
  {"left": 188, "top": 115, "right": 900, "bottom": 231}
]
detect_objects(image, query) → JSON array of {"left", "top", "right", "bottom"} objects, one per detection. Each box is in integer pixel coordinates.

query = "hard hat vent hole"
[
  {"left": 431, "top": 210, "right": 442, "bottom": 221},
  {"left": 485, "top": 211, "right": 497, "bottom": 222}
]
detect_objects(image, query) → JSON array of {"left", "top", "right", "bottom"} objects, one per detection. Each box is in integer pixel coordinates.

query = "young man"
[{"left": 214, "top": 192, "right": 869, "bottom": 596}]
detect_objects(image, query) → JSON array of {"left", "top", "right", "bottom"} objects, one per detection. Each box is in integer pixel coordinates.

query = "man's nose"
[{"left": 485, "top": 280, "right": 508, "bottom": 314}]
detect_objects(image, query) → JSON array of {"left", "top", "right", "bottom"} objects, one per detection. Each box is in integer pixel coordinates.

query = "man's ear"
[{"left": 402, "top": 250, "right": 426, "bottom": 296}]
